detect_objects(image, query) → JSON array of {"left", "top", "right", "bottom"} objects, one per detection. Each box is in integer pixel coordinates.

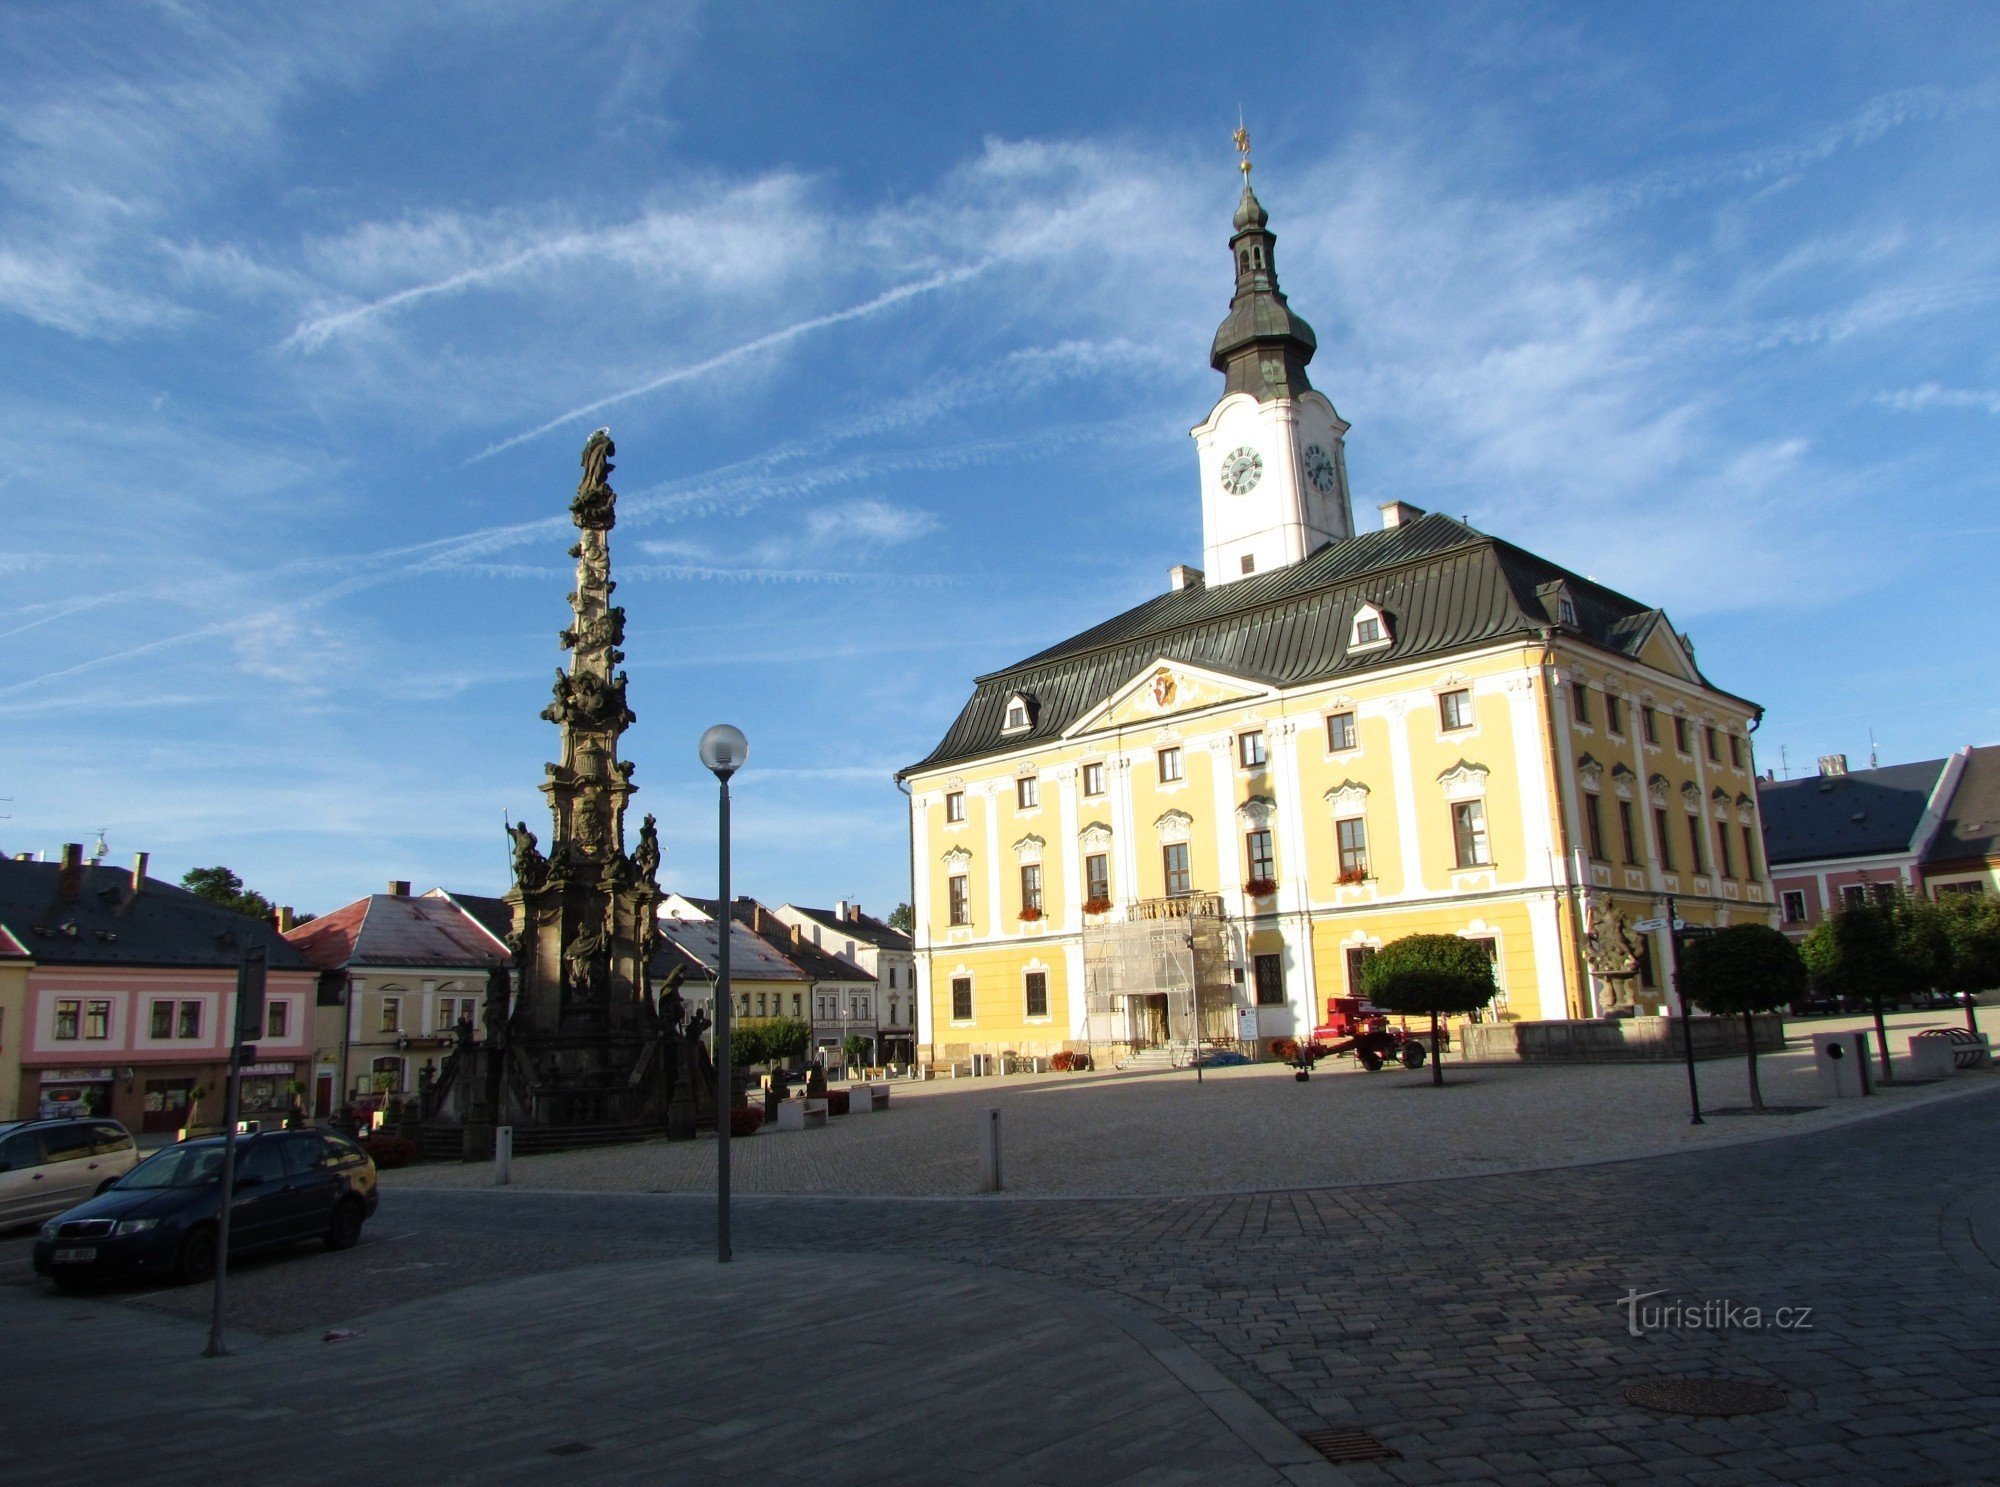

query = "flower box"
[
  {"left": 1018, "top": 907, "right": 1044, "bottom": 922},
  {"left": 1243, "top": 878, "right": 1279, "bottom": 898},
  {"left": 1336, "top": 868, "right": 1372, "bottom": 886},
  {"left": 1080, "top": 897, "right": 1112, "bottom": 916}
]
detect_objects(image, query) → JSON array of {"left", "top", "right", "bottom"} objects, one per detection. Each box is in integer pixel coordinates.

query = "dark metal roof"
[
  {"left": 283, "top": 893, "right": 510, "bottom": 972},
  {"left": 1926, "top": 745, "right": 2000, "bottom": 865},
  {"left": 784, "top": 904, "right": 913, "bottom": 954},
  {"left": 906, "top": 513, "right": 1710, "bottom": 775},
  {"left": 656, "top": 917, "right": 808, "bottom": 983},
  {"left": 432, "top": 890, "right": 514, "bottom": 947},
  {"left": 0, "top": 860, "right": 312, "bottom": 971},
  {"left": 1756, "top": 758, "right": 1948, "bottom": 865},
  {"left": 681, "top": 897, "right": 876, "bottom": 984}
]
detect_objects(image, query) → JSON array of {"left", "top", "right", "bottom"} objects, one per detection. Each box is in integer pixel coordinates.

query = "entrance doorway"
[
  {"left": 1129, "top": 994, "right": 1169, "bottom": 1048},
  {"left": 142, "top": 1078, "right": 194, "bottom": 1135}
]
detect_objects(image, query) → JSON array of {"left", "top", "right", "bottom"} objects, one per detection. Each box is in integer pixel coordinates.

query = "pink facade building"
[{"left": 2, "top": 846, "right": 315, "bottom": 1133}]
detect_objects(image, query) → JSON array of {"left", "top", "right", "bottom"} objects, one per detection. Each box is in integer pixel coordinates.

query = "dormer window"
[
  {"left": 1349, "top": 603, "right": 1392, "bottom": 654},
  {"left": 1001, "top": 692, "right": 1036, "bottom": 735},
  {"left": 1559, "top": 598, "right": 1577, "bottom": 626}
]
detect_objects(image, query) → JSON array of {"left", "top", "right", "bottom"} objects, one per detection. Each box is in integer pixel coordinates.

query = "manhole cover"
[
  {"left": 1624, "top": 1377, "right": 1788, "bottom": 1416},
  {"left": 1299, "top": 1426, "right": 1398, "bottom": 1463}
]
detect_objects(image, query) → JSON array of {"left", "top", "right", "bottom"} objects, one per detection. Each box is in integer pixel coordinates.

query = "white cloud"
[{"left": 1875, "top": 383, "right": 2000, "bottom": 415}]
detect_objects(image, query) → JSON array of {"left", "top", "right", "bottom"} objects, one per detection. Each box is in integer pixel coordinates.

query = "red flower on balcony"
[
  {"left": 1336, "top": 867, "right": 1372, "bottom": 886},
  {"left": 1243, "top": 877, "right": 1279, "bottom": 898},
  {"left": 1081, "top": 896, "right": 1112, "bottom": 916},
  {"left": 1018, "top": 906, "right": 1044, "bottom": 922}
]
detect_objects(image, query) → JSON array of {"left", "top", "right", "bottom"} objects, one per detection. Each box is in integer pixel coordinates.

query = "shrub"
[
  {"left": 359, "top": 1134, "right": 420, "bottom": 1169},
  {"left": 1050, "top": 1050, "right": 1073, "bottom": 1071},
  {"left": 1269, "top": 1036, "right": 1301, "bottom": 1063},
  {"left": 728, "top": 1105, "right": 763, "bottom": 1137},
  {"left": 825, "top": 1089, "right": 851, "bottom": 1116}
]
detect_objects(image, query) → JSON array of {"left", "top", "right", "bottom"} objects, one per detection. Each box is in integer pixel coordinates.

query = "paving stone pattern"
[
  {"left": 3, "top": 1078, "right": 1997, "bottom": 1484},
  {"left": 393, "top": 1087, "right": 2000, "bottom": 1486}
]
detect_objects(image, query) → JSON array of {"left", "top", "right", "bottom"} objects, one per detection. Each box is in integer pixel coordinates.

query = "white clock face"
[
  {"left": 1220, "top": 446, "right": 1263, "bottom": 495},
  {"left": 1304, "top": 444, "right": 1339, "bottom": 495}
]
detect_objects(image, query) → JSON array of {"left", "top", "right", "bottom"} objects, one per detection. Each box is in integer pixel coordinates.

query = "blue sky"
[{"left": 3, "top": 1, "right": 1996, "bottom": 917}]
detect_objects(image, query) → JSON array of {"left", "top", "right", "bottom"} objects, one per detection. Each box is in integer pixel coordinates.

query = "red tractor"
[{"left": 1312, "top": 995, "right": 1433, "bottom": 1071}]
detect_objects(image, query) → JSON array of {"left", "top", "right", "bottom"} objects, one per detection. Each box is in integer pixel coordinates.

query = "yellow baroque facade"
[{"left": 898, "top": 163, "right": 1775, "bottom": 1065}]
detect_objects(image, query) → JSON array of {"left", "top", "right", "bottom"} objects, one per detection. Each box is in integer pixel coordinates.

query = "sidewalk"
[{"left": 0, "top": 1252, "right": 1334, "bottom": 1487}]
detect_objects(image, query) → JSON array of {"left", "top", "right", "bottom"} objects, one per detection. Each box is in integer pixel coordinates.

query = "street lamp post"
[
  {"left": 1663, "top": 894, "right": 1704, "bottom": 1126},
  {"left": 699, "top": 723, "right": 748, "bottom": 1264}
]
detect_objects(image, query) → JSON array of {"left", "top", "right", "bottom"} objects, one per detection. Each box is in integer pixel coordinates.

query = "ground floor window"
[
  {"left": 1345, "top": 945, "right": 1376, "bottom": 995},
  {"left": 1253, "top": 953, "right": 1285, "bottom": 1007},
  {"left": 1024, "top": 971, "right": 1048, "bottom": 1018},
  {"left": 951, "top": 976, "right": 973, "bottom": 1021},
  {"left": 370, "top": 1056, "right": 405, "bottom": 1093}
]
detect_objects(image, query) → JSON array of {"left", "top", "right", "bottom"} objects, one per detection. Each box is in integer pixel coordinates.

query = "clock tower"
[{"left": 1191, "top": 140, "right": 1353, "bottom": 585}]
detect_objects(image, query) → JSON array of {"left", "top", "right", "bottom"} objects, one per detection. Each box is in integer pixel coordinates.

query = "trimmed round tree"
[
  {"left": 1800, "top": 904, "right": 1916, "bottom": 1081},
  {"left": 1679, "top": 924, "right": 1805, "bottom": 1111},
  {"left": 1359, "top": 934, "right": 1498, "bottom": 1086}
]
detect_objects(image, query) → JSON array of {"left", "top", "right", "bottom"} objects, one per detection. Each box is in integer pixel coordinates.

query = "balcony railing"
[{"left": 1130, "top": 893, "right": 1225, "bottom": 921}]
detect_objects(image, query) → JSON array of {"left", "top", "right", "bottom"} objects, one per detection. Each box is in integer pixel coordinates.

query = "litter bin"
[{"left": 1810, "top": 1031, "right": 1873, "bottom": 1098}]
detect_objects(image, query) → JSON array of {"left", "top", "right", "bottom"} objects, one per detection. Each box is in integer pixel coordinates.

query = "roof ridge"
[{"left": 974, "top": 513, "right": 1491, "bottom": 685}]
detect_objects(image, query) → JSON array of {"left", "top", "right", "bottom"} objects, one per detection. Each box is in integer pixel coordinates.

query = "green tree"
[
  {"left": 1680, "top": 924, "right": 1807, "bottom": 1111},
  {"left": 180, "top": 865, "right": 277, "bottom": 921},
  {"left": 841, "top": 1032, "right": 870, "bottom": 1073},
  {"left": 1358, "top": 934, "right": 1497, "bottom": 1086},
  {"left": 886, "top": 902, "right": 914, "bottom": 934},
  {"left": 730, "top": 1022, "right": 770, "bottom": 1069},
  {"left": 1906, "top": 894, "right": 2000, "bottom": 1036},
  {"left": 760, "top": 1016, "right": 813, "bottom": 1065},
  {"left": 1800, "top": 904, "right": 1919, "bottom": 1080}
]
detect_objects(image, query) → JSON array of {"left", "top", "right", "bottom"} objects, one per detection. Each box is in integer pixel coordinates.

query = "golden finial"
[{"left": 1233, "top": 113, "right": 1252, "bottom": 177}]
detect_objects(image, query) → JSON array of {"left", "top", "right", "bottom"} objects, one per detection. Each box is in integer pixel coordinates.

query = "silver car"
[{"left": 0, "top": 1119, "right": 142, "bottom": 1231}]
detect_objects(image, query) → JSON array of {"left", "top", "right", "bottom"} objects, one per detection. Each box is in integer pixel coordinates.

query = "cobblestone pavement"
[
  {"left": 385, "top": 1010, "right": 1996, "bottom": 1198},
  {"left": 4, "top": 1069, "right": 1996, "bottom": 1485}
]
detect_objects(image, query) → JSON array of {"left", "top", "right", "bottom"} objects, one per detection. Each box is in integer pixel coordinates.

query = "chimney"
[
  {"left": 1168, "top": 564, "right": 1204, "bottom": 592},
  {"left": 1817, "top": 755, "right": 1849, "bottom": 778},
  {"left": 130, "top": 852, "right": 149, "bottom": 892},
  {"left": 791, "top": 923, "right": 803, "bottom": 946},
  {"left": 837, "top": 898, "right": 852, "bottom": 922},
  {"left": 387, "top": 880, "right": 411, "bottom": 897},
  {"left": 57, "top": 842, "right": 83, "bottom": 901},
  {"left": 277, "top": 905, "right": 296, "bottom": 933},
  {"left": 752, "top": 905, "right": 768, "bottom": 934},
  {"left": 1378, "top": 500, "right": 1426, "bottom": 530}
]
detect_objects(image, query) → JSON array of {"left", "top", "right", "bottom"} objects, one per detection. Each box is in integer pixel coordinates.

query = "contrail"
[
  {"left": 469, "top": 261, "right": 992, "bottom": 463},
  {"left": 284, "top": 231, "right": 599, "bottom": 352}
]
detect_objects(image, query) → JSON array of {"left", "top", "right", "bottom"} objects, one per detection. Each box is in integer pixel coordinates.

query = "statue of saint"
[
  {"left": 633, "top": 813, "right": 662, "bottom": 880},
  {"left": 507, "top": 821, "right": 546, "bottom": 888}
]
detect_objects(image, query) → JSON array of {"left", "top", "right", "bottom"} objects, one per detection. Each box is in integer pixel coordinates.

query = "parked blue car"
[{"left": 32, "top": 1128, "right": 378, "bottom": 1290}]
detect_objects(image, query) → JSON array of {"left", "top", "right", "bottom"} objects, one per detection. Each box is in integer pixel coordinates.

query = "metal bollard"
[
  {"left": 980, "top": 1107, "right": 1002, "bottom": 1192},
  {"left": 495, "top": 1125, "right": 513, "bottom": 1186}
]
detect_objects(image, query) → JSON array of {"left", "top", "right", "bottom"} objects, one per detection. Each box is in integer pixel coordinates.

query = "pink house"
[{"left": 2, "top": 846, "right": 315, "bottom": 1135}]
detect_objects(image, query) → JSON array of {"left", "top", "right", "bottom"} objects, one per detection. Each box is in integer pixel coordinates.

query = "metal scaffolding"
[{"left": 1082, "top": 894, "right": 1238, "bottom": 1055}]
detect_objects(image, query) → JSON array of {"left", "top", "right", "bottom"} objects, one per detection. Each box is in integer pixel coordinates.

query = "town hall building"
[{"left": 898, "top": 149, "right": 1777, "bottom": 1067}]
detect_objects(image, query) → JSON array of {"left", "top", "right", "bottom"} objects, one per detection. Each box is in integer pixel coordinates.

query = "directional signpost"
[{"left": 1658, "top": 898, "right": 1703, "bottom": 1126}]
